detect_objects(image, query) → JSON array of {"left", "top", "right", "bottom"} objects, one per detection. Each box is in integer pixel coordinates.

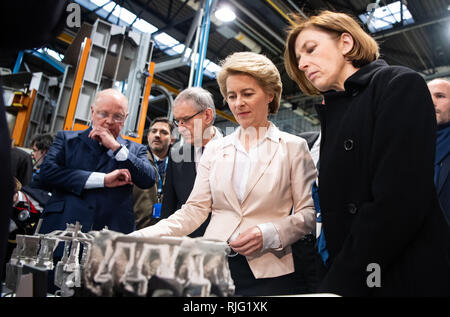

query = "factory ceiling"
[{"left": 1, "top": 0, "right": 450, "bottom": 127}]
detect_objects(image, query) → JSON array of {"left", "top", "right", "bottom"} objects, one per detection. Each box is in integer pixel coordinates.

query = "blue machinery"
[
  {"left": 13, "top": 49, "right": 65, "bottom": 74},
  {"left": 193, "top": 0, "right": 215, "bottom": 88}
]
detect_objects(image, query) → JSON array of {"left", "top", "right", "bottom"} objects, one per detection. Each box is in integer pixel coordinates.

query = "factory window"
[{"left": 359, "top": 1, "right": 415, "bottom": 33}]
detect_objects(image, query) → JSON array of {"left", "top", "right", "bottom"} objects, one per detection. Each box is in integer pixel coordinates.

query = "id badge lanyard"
[{"left": 153, "top": 156, "right": 168, "bottom": 218}]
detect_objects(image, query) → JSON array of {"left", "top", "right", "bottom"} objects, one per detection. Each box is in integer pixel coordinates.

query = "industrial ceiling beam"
[
  {"left": 228, "top": 0, "right": 286, "bottom": 46},
  {"left": 286, "top": 0, "right": 307, "bottom": 18},
  {"left": 374, "top": 14, "right": 450, "bottom": 40}
]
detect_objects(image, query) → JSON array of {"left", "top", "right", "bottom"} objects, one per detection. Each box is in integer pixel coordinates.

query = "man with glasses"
[
  {"left": 161, "top": 87, "right": 223, "bottom": 237},
  {"left": 38, "top": 88, "right": 155, "bottom": 237}
]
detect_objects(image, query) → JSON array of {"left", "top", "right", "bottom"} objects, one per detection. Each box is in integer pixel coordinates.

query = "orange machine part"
[
  {"left": 64, "top": 37, "right": 92, "bottom": 131},
  {"left": 11, "top": 89, "right": 37, "bottom": 147}
]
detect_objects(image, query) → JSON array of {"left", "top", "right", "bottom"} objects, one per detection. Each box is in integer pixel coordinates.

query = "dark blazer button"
[
  {"left": 344, "top": 139, "right": 354, "bottom": 151},
  {"left": 347, "top": 203, "right": 358, "bottom": 215}
]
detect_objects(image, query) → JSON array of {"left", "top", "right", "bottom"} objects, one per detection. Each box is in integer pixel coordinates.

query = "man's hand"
[
  {"left": 104, "top": 169, "right": 133, "bottom": 187},
  {"left": 89, "top": 126, "right": 121, "bottom": 151},
  {"left": 229, "top": 226, "right": 263, "bottom": 257}
]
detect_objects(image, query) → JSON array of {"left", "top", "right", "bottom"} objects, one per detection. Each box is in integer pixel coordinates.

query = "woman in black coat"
[{"left": 284, "top": 10, "right": 450, "bottom": 296}]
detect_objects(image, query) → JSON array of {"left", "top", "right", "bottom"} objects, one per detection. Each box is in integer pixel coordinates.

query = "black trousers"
[
  {"left": 228, "top": 236, "right": 326, "bottom": 296},
  {"left": 291, "top": 235, "right": 327, "bottom": 293}
]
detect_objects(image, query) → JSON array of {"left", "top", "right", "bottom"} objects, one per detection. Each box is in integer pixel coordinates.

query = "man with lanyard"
[{"left": 133, "top": 117, "right": 175, "bottom": 229}]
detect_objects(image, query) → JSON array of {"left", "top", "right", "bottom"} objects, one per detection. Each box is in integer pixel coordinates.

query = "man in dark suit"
[
  {"left": 10, "top": 146, "right": 33, "bottom": 186},
  {"left": 161, "top": 87, "right": 222, "bottom": 237},
  {"left": 39, "top": 89, "right": 155, "bottom": 235},
  {"left": 428, "top": 78, "right": 450, "bottom": 225}
]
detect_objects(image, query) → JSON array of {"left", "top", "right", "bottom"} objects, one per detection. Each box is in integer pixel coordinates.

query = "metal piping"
[
  {"left": 265, "top": 0, "right": 293, "bottom": 25},
  {"left": 234, "top": 18, "right": 281, "bottom": 55},
  {"left": 188, "top": 6, "right": 205, "bottom": 87},
  {"left": 229, "top": 0, "right": 285, "bottom": 45},
  {"left": 403, "top": 33, "right": 429, "bottom": 71},
  {"left": 149, "top": 84, "right": 174, "bottom": 120},
  {"left": 411, "top": 28, "right": 436, "bottom": 71},
  {"left": 286, "top": 0, "right": 307, "bottom": 18},
  {"left": 194, "top": 0, "right": 215, "bottom": 87},
  {"left": 374, "top": 15, "right": 450, "bottom": 40},
  {"left": 424, "top": 70, "right": 450, "bottom": 81}
]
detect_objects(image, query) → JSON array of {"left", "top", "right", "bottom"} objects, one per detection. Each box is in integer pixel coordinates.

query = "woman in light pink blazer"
[{"left": 131, "top": 52, "right": 318, "bottom": 296}]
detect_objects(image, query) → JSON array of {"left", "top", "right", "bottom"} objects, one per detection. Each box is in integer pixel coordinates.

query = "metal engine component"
[
  {"left": 5, "top": 222, "right": 94, "bottom": 296},
  {"left": 5, "top": 223, "right": 235, "bottom": 297},
  {"left": 83, "top": 234, "right": 235, "bottom": 297}
]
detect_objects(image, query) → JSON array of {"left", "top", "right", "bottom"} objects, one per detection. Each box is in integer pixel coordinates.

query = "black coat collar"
[
  {"left": 321, "top": 59, "right": 388, "bottom": 99},
  {"left": 344, "top": 59, "right": 388, "bottom": 90},
  {"left": 316, "top": 59, "right": 388, "bottom": 115}
]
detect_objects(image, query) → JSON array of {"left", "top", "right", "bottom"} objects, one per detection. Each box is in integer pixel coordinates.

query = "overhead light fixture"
[{"left": 215, "top": 6, "right": 236, "bottom": 22}]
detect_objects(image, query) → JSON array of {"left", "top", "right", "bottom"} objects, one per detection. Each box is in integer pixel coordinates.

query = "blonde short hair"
[
  {"left": 217, "top": 52, "right": 282, "bottom": 114},
  {"left": 284, "top": 10, "right": 380, "bottom": 96}
]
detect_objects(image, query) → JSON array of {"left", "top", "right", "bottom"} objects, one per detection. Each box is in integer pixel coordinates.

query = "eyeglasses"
[
  {"left": 173, "top": 109, "right": 204, "bottom": 127},
  {"left": 94, "top": 110, "right": 126, "bottom": 123}
]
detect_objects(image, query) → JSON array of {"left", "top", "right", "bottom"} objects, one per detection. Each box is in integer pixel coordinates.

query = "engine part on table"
[
  {"left": 5, "top": 221, "right": 95, "bottom": 296},
  {"left": 83, "top": 234, "right": 235, "bottom": 297},
  {"left": 53, "top": 222, "right": 95, "bottom": 296},
  {"left": 5, "top": 223, "right": 235, "bottom": 297}
]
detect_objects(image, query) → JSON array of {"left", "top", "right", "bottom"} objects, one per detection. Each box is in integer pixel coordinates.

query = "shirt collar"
[
  {"left": 153, "top": 153, "right": 164, "bottom": 161},
  {"left": 226, "top": 121, "right": 280, "bottom": 148},
  {"left": 187, "top": 126, "right": 223, "bottom": 150}
]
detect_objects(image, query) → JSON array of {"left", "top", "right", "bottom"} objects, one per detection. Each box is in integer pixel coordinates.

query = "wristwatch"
[{"left": 113, "top": 144, "right": 124, "bottom": 155}]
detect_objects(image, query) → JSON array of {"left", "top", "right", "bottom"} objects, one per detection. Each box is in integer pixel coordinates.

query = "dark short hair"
[
  {"left": 149, "top": 117, "right": 175, "bottom": 133},
  {"left": 31, "top": 133, "right": 54, "bottom": 151}
]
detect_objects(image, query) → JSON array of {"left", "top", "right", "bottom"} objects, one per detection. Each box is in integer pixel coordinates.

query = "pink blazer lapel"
[{"left": 220, "top": 144, "right": 241, "bottom": 213}]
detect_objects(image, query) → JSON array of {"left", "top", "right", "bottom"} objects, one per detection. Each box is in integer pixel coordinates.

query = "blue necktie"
[
  {"left": 156, "top": 159, "right": 165, "bottom": 180},
  {"left": 313, "top": 180, "right": 329, "bottom": 266}
]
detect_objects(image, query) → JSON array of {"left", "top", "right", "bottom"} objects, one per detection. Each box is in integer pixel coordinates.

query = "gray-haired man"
[{"left": 161, "top": 87, "right": 223, "bottom": 237}]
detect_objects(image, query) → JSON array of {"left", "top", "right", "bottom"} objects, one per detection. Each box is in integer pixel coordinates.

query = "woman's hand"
[{"left": 229, "top": 226, "right": 263, "bottom": 257}]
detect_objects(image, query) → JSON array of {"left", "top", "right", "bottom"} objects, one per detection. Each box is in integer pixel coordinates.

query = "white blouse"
[{"left": 229, "top": 124, "right": 281, "bottom": 251}]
